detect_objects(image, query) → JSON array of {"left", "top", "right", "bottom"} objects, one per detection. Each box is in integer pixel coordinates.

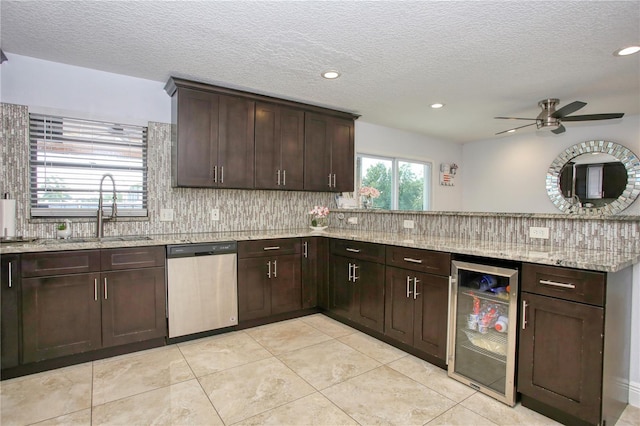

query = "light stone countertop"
[{"left": 1, "top": 228, "right": 638, "bottom": 273}]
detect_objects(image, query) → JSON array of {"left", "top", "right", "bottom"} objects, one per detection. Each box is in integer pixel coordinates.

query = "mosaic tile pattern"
[{"left": 2, "top": 103, "right": 638, "bottom": 256}]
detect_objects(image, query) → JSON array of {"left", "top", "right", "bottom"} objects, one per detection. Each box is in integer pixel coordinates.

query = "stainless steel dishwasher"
[{"left": 166, "top": 241, "right": 238, "bottom": 338}]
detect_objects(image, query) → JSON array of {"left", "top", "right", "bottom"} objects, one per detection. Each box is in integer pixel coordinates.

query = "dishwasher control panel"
[{"left": 166, "top": 241, "right": 237, "bottom": 258}]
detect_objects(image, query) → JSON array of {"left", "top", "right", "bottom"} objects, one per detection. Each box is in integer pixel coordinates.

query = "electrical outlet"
[
  {"left": 160, "top": 208, "right": 173, "bottom": 222},
  {"left": 347, "top": 217, "right": 358, "bottom": 225},
  {"left": 211, "top": 208, "right": 220, "bottom": 221},
  {"left": 403, "top": 220, "right": 414, "bottom": 229},
  {"left": 529, "top": 226, "right": 550, "bottom": 239}
]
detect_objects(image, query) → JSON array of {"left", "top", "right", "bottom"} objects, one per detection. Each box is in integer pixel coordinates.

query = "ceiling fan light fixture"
[
  {"left": 430, "top": 103, "right": 444, "bottom": 109},
  {"left": 614, "top": 45, "right": 640, "bottom": 56},
  {"left": 321, "top": 70, "right": 340, "bottom": 79}
]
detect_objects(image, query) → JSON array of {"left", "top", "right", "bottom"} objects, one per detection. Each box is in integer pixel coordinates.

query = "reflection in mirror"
[{"left": 546, "top": 141, "right": 640, "bottom": 215}]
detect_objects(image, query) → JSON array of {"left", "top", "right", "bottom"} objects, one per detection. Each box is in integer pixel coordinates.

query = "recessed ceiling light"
[
  {"left": 613, "top": 45, "right": 640, "bottom": 56},
  {"left": 321, "top": 70, "right": 340, "bottom": 79},
  {"left": 507, "top": 129, "right": 516, "bottom": 133},
  {"left": 430, "top": 103, "right": 444, "bottom": 109}
]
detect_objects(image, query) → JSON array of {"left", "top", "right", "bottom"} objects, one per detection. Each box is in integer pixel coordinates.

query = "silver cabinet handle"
[
  {"left": 403, "top": 257, "right": 423, "bottom": 264},
  {"left": 352, "top": 264, "right": 359, "bottom": 282},
  {"left": 267, "top": 261, "right": 272, "bottom": 278},
  {"left": 263, "top": 246, "right": 281, "bottom": 251},
  {"left": 328, "top": 174, "right": 332, "bottom": 187},
  {"left": 413, "top": 278, "right": 420, "bottom": 299},
  {"left": 94, "top": 278, "right": 98, "bottom": 301},
  {"left": 539, "top": 279, "right": 575, "bottom": 289},
  {"left": 406, "top": 276, "right": 412, "bottom": 298},
  {"left": 283, "top": 170, "right": 286, "bottom": 186},
  {"left": 273, "top": 260, "right": 277, "bottom": 278},
  {"left": 213, "top": 166, "right": 218, "bottom": 183},
  {"left": 8, "top": 261, "right": 12, "bottom": 288},
  {"left": 332, "top": 174, "right": 336, "bottom": 187},
  {"left": 277, "top": 169, "right": 281, "bottom": 186},
  {"left": 346, "top": 248, "right": 361, "bottom": 253},
  {"left": 220, "top": 166, "right": 224, "bottom": 184},
  {"left": 303, "top": 241, "right": 308, "bottom": 258},
  {"left": 348, "top": 263, "right": 353, "bottom": 282},
  {"left": 522, "top": 300, "right": 528, "bottom": 330},
  {"left": 104, "top": 277, "right": 108, "bottom": 300}
]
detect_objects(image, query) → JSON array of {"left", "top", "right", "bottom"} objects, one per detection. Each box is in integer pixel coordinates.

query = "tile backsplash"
[{"left": 2, "top": 103, "right": 638, "bottom": 254}]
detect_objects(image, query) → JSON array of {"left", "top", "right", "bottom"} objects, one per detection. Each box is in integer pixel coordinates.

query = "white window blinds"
[{"left": 29, "top": 114, "right": 148, "bottom": 217}]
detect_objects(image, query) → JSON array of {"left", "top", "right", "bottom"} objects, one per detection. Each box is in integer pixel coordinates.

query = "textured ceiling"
[{"left": 1, "top": 1, "right": 639, "bottom": 143}]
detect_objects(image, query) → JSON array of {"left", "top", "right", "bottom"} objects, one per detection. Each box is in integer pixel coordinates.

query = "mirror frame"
[{"left": 546, "top": 140, "right": 640, "bottom": 215}]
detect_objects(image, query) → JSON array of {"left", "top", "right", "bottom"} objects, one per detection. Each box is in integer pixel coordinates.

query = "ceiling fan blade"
[
  {"left": 494, "top": 116, "right": 536, "bottom": 120},
  {"left": 495, "top": 122, "right": 537, "bottom": 135},
  {"left": 561, "top": 113, "right": 624, "bottom": 121},
  {"left": 551, "top": 124, "right": 566, "bottom": 134},
  {"left": 551, "top": 101, "right": 587, "bottom": 118}
]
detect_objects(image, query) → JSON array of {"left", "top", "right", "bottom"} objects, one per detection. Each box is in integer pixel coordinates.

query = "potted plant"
[
  {"left": 308, "top": 205, "right": 329, "bottom": 231},
  {"left": 56, "top": 220, "right": 72, "bottom": 239}
]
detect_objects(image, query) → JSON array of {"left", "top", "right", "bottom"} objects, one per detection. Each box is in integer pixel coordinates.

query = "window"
[
  {"left": 29, "top": 114, "right": 148, "bottom": 217},
  {"left": 356, "top": 154, "right": 431, "bottom": 211}
]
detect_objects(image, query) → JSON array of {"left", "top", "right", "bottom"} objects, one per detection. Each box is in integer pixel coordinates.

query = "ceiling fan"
[{"left": 495, "top": 99, "right": 624, "bottom": 135}]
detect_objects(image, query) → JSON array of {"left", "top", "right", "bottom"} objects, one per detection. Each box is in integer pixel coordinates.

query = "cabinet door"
[
  {"left": 518, "top": 292, "right": 604, "bottom": 425},
  {"left": 218, "top": 94, "right": 255, "bottom": 189},
  {"left": 304, "top": 113, "right": 333, "bottom": 191},
  {"left": 238, "top": 258, "right": 271, "bottom": 321},
  {"left": 301, "top": 238, "right": 319, "bottom": 309},
  {"left": 384, "top": 267, "right": 415, "bottom": 345},
  {"left": 270, "top": 254, "right": 302, "bottom": 315},
  {"left": 255, "top": 103, "right": 304, "bottom": 190},
  {"left": 101, "top": 268, "right": 167, "bottom": 348},
  {"left": 413, "top": 273, "right": 449, "bottom": 360},
  {"left": 1, "top": 254, "right": 20, "bottom": 369},
  {"left": 22, "top": 274, "right": 102, "bottom": 363},
  {"left": 330, "top": 117, "right": 355, "bottom": 192},
  {"left": 175, "top": 88, "right": 219, "bottom": 187},
  {"left": 328, "top": 255, "right": 353, "bottom": 318},
  {"left": 353, "top": 260, "right": 385, "bottom": 333}
]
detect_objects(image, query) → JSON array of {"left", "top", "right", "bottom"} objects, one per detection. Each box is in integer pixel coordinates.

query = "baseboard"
[{"left": 629, "top": 380, "right": 640, "bottom": 407}]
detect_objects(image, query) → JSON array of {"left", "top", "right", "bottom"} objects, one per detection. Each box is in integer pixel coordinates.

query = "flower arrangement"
[
  {"left": 309, "top": 205, "right": 329, "bottom": 229},
  {"left": 359, "top": 186, "right": 381, "bottom": 198}
]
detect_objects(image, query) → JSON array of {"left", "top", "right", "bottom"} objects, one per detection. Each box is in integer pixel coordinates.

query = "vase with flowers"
[
  {"left": 359, "top": 186, "right": 380, "bottom": 209},
  {"left": 309, "top": 205, "right": 329, "bottom": 231}
]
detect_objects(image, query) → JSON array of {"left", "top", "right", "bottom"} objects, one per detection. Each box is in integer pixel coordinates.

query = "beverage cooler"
[{"left": 448, "top": 260, "right": 519, "bottom": 406}]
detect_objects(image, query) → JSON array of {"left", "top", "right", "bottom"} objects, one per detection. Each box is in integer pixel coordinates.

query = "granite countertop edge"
[{"left": 2, "top": 229, "right": 638, "bottom": 273}]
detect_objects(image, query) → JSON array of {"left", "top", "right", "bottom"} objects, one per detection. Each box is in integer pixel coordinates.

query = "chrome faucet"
[{"left": 96, "top": 174, "right": 117, "bottom": 238}]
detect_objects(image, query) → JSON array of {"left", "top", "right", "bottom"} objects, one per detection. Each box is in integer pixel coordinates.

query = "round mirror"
[{"left": 546, "top": 140, "right": 640, "bottom": 214}]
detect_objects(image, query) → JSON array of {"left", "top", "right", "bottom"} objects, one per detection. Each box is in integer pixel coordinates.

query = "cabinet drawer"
[
  {"left": 330, "top": 239, "right": 385, "bottom": 263},
  {"left": 522, "top": 263, "right": 605, "bottom": 306},
  {"left": 385, "top": 246, "right": 450, "bottom": 276},
  {"left": 22, "top": 250, "right": 101, "bottom": 277},
  {"left": 101, "top": 246, "right": 165, "bottom": 270},
  {"left": 238, "top": 238, "right": 300, "bottom": 258}
]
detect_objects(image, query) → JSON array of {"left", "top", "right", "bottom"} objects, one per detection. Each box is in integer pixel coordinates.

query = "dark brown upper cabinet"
[
  {"left": 304, "top": 113, "right": 355, "bottom": 192},
  {"left": 166, "top": 82, "right": 255, "bottom": 188},
  {"left": 166, "top": 77, "right": 357, "bottom": 192},
  {"left": 255, "top": 102, "right": 304, "bottom": 190}
]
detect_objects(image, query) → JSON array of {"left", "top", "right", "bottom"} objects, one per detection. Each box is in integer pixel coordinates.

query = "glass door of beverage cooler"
[{"left": 448, "top": 260, "right": 519, "bottom": 406}]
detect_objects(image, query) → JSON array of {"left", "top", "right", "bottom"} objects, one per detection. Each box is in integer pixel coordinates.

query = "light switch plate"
[
  {"left": 403, "top": 220, "right": 414, "bottom": 229},
  {"left": 160, "top": 209, "right": 173, "bottom": 222},
  {"left": 211, "top": 208, "right": 220, "bottom": 221},
  {"left": 347, "top": 217, "right": 358, "bottom": 225},
  {"left": 529, "top": 226, "right": 550, "bottom": 239}
]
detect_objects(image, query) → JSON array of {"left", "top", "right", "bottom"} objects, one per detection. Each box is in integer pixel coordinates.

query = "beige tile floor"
[{"left": 1, "top": 314, "right": 639, "bottom": 426}]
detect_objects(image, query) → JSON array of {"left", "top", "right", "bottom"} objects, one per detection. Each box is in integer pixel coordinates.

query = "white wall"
[
  {"left": 461, "top": 117, "right": 640, "bottom": 214},
  {"left": 1, "top": 54, "right": 169, "bottom": 125},
  {"left": 355, "top": 121, "right": 463, "bottom": 211}
]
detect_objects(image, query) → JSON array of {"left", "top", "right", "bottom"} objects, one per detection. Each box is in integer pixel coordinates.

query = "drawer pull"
[
  {"left": 403, "top": 257, "right": 423, "bottom": 264},
  {"left": 263, "top": 246, "right": 281, "bottom": 251},
  {"left": 346, "top": 248, "right": 361, "bottom": 253},
  {"left": 539, "top": 279, "right": 575, "bottom": 289}
]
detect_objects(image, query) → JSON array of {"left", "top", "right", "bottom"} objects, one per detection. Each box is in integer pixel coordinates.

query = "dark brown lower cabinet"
[
  {"left": 1, "top": 254, "right": 21, "bottom": 369},
  {"left": 328, "top": 253, "right": 385, "bottom": 333},
  {"left": 384, "top": 266, "right": 448, "bottom": 361},
  {"left": 101, "top": 268, "right": 166, "bottom": 347},
  {"left": 237, "top": 239, "right": 302, "bottom": 322},
  {"left": 301, "top": 237, "right": 327, "bottom": 309},
  {"left": 22, "top": 273, "right": 102, "bottom": 363}
]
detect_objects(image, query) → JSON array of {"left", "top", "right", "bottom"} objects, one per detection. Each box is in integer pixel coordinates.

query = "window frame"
[
  {"left": 29, "top": 113, "right": 148, "bottom": 218},
  {"left": 356, "top": 153, "right": 432, "bottom": 211}
]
